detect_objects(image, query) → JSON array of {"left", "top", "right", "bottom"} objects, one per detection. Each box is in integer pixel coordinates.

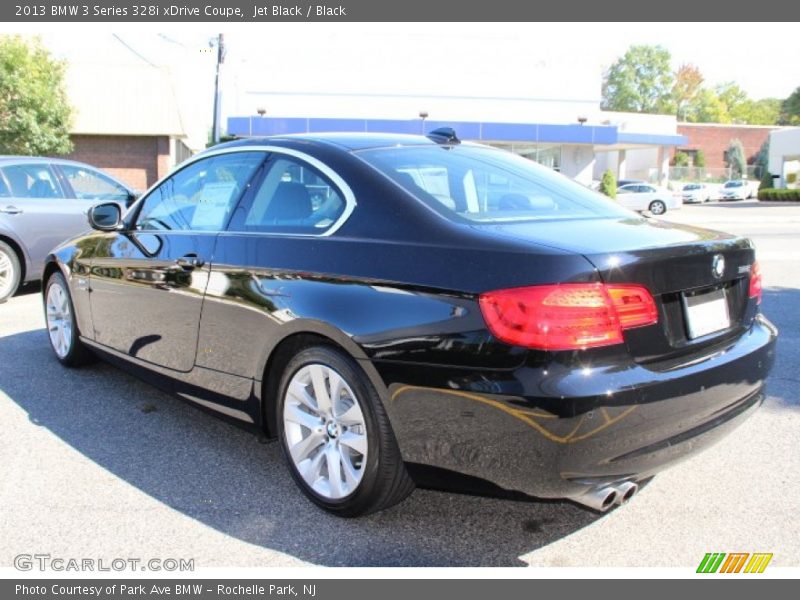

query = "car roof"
[{"left": 209, "top": 132, "right": 449, "bottom": 154}]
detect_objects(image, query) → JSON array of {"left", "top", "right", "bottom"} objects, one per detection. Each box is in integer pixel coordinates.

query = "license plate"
[{"left": 683, "top": 288, "right": 730, "bottom": 339}]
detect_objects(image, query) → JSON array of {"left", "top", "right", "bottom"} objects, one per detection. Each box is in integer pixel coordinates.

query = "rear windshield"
[
  {"left": 725, "top": 181, "right": 744, "bottom": 187},
  {"left": 356, "top": 144, "right": 631, "bottom": 223},
  {"left": 683, "top": 184, "right": 701, "bottom": 190}
]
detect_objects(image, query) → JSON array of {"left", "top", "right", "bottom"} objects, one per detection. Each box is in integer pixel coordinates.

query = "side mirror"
[{"left": 88, "top": 202, "right": 122, "bottom": 231}]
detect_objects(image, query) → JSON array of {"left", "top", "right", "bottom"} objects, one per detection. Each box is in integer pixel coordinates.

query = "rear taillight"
[
  {"left": 749, "top": 261, "right": 762, "bottom": 304},
  {"left": 479, "top": 283, "right": 658, "bottom": 351}
]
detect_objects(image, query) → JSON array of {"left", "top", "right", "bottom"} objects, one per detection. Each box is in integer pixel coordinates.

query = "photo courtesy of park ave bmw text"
[{"left": 0, "top": 0, "right": 799, "bottom": 591}]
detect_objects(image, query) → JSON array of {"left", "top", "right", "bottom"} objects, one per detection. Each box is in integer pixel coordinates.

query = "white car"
[
  {"left": 681, "top": 183, "right": 711, "bottom": 203},
  {"left": 616, "top": 183, "right": 682, "bottom": 215},
  {"left": 719, "top": 180, "right": 754, "bottom": 201}
]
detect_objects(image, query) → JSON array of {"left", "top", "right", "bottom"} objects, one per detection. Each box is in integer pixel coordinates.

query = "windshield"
[
  {"left": 683, "top": 184, "right": 700, "bottom": 190},
  {"left": 725, "top": 181, "right": 743, "bottom": 188},
  {"left": 357, "top": 144, "right": 631, "bottom": 223}
]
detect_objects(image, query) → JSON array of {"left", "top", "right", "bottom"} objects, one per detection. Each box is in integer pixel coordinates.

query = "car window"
[
  {"left": 60, "top": 164, "right": 130, "bottom": 202},
  {"left": 0, "top": 164, "right": 65, "bottom": 199},
  {"left": 136, "top": 152, "right": 264, "bottom": 232},
  {"left": 358, "top": 145, "right": 630, "bottom": 223},
  {"left": 617, "top": 186, "right": 633, "bottom": 194},
  {"left": 642, "top": 185, "right": 656, "bottom": 193},
  {"left": 229, "top": 155, "right": 346, "bottom": 234},
  {"left": 0, "top": 174, "right": 10, "bottom": 197}
]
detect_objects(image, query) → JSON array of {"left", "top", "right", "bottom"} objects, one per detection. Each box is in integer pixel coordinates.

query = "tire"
[
  {"left": 276, "top": 345, "right": 414, "bottom": 517},
  {"left": 44, "top": 271, "right": 95, "bottom": 367},
  {"left": 0, "top": 240, "right": 21, "bottom": 303},
  {"left": 649, "top": 200, "right": 667, "bottom": 215}
]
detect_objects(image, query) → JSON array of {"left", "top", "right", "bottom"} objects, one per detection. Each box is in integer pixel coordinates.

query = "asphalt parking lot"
[{"left": 0, "top": 200, "right": 798, "bottom": 568}]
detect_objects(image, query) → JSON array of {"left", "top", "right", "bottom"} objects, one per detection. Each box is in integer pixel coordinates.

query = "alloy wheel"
[
  {"left": 0, "top": 249, "right": 15, "bottom": 299},
  {"left": 46, "top": 281, "right": 73, "bottom": 358},
  {"left": 282, "top": 363, "right": 368, "bottom": 500}
]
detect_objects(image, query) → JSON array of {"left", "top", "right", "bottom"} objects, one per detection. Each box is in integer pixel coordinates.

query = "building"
[
  {"left": 227, "top": 112, "right": 685, "bottom": 187},
  {"left": 63, "top": 63, "right": 192, "bottom": 191},
  {"left": 673, "top": 123, "right": 777, "bottom": 169},
  {"left": 768, "top": 128, "right": 800, "bottom": 188}
]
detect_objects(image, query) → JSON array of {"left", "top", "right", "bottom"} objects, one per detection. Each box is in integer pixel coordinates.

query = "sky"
[{"left": 2, "top": 22, "right": 797, "bottom": 148}]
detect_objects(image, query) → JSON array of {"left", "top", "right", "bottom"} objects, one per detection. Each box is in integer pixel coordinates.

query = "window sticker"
[{"left": 191, "top": 181, "right": 238, "bottom": 230}]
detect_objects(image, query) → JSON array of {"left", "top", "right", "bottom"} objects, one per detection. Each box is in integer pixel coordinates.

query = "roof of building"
[{"left": 66, "top": 63, "right": 186, "bottom": 137}]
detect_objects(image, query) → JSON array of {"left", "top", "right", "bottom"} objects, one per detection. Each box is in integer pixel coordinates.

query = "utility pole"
[{"left": 211, "top": 33, "right": 225, "bottom": 145}]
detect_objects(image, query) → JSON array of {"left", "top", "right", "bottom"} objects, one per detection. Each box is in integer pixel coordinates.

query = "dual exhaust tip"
[{"left": 572, "top": 481, "right": 639, "bottom": 512}]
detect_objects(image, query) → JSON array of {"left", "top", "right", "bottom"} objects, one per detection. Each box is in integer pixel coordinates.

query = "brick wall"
[
  {"left": 66, "top": 135, "right": 172, "bottom": 191},
  {"left": 674, "top": 124, "right": 777, "bottom": 169}
]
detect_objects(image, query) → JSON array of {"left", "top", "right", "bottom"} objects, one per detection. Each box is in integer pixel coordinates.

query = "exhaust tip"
[
  {"left": 614, "top": 481, "right": 639, "bottom": 505},
  {"left": 571, "top": 486, "right": 619, "bottom": 512}
]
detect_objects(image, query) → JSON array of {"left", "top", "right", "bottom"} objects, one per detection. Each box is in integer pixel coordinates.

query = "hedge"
[{"left": 757, "top": 188, "right": 800, "bottom": 202}]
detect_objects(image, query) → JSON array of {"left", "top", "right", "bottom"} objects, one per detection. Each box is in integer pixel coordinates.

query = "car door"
[
  {"left": 88, "top": 151, "right": 266, "bottom": 372},
  {"left": 0, "top": 162, "right": 79, "bottom": 278},
  {"left": 616, "top": 185, "right": 642, "bottom": 211},
  {"left": 195, "top": 151, "right": 351, "bottom": 380}
]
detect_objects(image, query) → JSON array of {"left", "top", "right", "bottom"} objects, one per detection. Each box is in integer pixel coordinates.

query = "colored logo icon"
[{"left": 697, "top": 552, "right": 773, "bottom": 573}]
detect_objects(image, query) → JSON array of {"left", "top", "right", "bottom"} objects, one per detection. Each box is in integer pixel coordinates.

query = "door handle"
[
  {"left": 0, "top": 205, "right": 23, "bottom": 215},
  {"left": 175, "top": 255, "right": 205, "bottom": 270}
]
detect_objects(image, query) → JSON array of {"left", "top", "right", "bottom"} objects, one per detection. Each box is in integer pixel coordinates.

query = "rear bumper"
[{"left": 375, "top": 315, "right": 777, "bottom": 500}]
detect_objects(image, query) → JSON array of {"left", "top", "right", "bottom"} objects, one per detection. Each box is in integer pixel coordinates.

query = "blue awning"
[{"left": 226, "top": 116, "right": 687, "bottom": 147}]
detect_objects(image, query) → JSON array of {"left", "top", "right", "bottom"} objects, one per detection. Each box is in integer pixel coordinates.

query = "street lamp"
[{"left": 419, "top": 111, "right": 429, "bottom": 134}]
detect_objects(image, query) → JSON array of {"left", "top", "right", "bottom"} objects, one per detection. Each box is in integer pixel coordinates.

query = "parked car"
[
  {"left": 43, "top": 131, "right": 776, "bottom": 516},
  {"left": 719, "top": 179, "right": 755, "bottom": 201},
  {"left": 0, "top": 157, "right": 137, "bottom": 303},
  {"left": 616, "top": 183, "right": 682, "bottom": 215},
  {"left": 617, "top": 178, "right": 645, "bottom": 188},
  {"left": 681, "top": 183, "right": 711, "bottom": 203}
]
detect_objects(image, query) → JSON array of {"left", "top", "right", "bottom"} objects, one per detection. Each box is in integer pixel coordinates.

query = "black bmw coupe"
[{"left": 43, "top": 130, "right": 777, "bottom": 516}]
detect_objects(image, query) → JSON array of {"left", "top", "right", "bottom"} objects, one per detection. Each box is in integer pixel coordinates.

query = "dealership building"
[
  {"left": 226, "top": 98, "right": 687, "bottom": 187},
  {"left": 222, "top": 31, "right": 687, "bottom": 186}
]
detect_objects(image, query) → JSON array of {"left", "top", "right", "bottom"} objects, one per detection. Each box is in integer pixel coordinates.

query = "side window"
[
  {"left": 60, "top": 165, "right": 130, "bottom": 202},
  {"left": 0, "top": 164, "right": 65, "bottom": 199},
  {"left": 135, "top": 152, "right": 264, "bottom": 232},
  {"left": 229, "top": 156, "right": 346, "bottom": 234}
]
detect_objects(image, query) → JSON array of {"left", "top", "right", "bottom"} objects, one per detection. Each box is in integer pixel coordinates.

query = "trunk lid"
[{"left": 475, "top": 216, "right": 758, "bottom": 364}]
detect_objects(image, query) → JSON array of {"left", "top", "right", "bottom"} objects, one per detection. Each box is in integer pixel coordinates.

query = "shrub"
[
  {"left": 759, "top": 169, "right": 775, "bottom": 190},
  {"left": 672, "top": 151, "right": 690, "bottom": 167},
  {"left": 599, "top": 169, "right": 617, "bottom": 199},
  {"left": 757, "top": 188, "right": 800, "bottom": 201},
  {"left": 695, "top": 149, "right": 706, "bottom": 168}
]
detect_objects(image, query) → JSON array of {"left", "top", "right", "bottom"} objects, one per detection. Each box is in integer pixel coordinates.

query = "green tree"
[
  {"left": 754, "top": 138, "right": 770, "bottom": 178},
  {"left": 601, "top": 45, "right": 675, "bottom": 114},
  {"left": 672, "top": 63, "right": 704, "bottom": 121},
  {"left": 0, "top": 35, "right": 72, "bottom": 155},
  {"left": 686, "top": 88, "right": 730, "bottom": 123},
  {"left": 779, "top": 86, "right": 800, "bottom": 125},
  {"left": 599, "top": 169, "right": 617, "bottom": 199},
  {"left": 724, "top": 139, "right": 746, "bottom": 179},
  {"left": 732, "top": 98, "right": 781, "bottom": 125}
]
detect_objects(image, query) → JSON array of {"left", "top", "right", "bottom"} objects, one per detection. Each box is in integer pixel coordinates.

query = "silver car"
[{"left": 0, "top": 157, "right": 136, "bottom": 302}]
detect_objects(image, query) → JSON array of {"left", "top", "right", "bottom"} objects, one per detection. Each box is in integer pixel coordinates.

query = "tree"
[
  {"left": 732, "top": 98, "right": 781, "bottom": 125},
  {"left": 599, "top": 169, "right": 617, "bottom": 199},
  {"left": 672, "top": 63, "right": 704, "bottom": 121},
  {"left": 601, "top": 45, "right": 675, "bottom": 114},
  {"left": 0, "top": 35, "right": 72, "bottom": 155},
  {"left": 686, "top": 88, "right": 730, "bottom": 123},
  {"left": 779, "top": 86, "right": 800, "bottom": 125},
  {"left": 724, "top": 139, "right": 746, "bottom": 179},
  {"left": 754, "top": 138, "right": 770, "bottom": 178}
]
